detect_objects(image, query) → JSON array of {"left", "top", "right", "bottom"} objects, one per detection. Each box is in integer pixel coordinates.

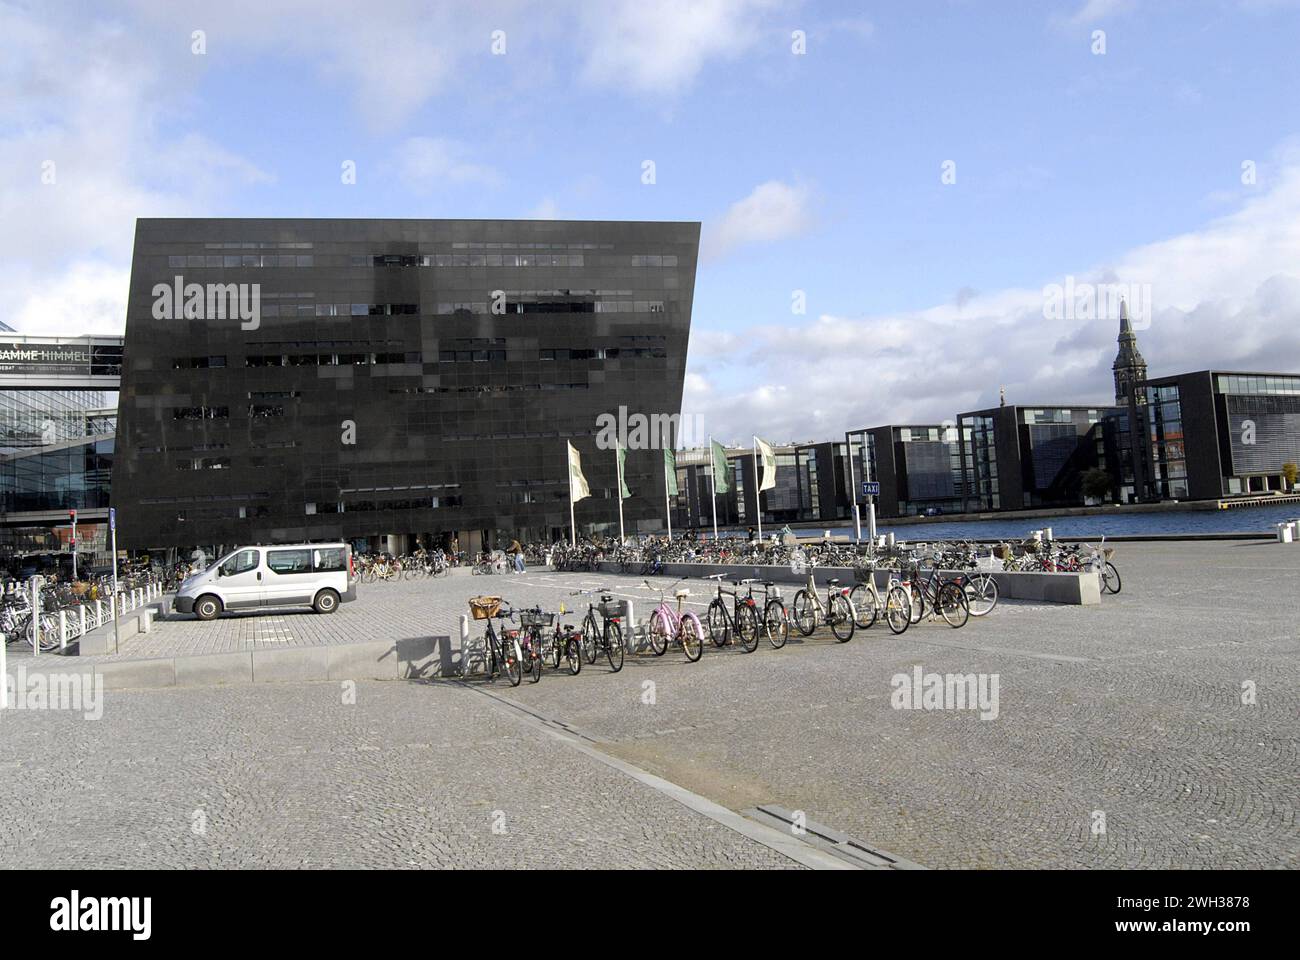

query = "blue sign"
[
  {"left": 109, "top": 507, "right": 116, "bottom": 531},
  {"left": 861, "top": 481, "right": 880, "bottom": 497}
]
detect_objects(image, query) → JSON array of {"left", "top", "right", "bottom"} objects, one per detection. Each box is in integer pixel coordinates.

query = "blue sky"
[{"left": 4, "top": 0, "right": 1300, "bottom": 442}]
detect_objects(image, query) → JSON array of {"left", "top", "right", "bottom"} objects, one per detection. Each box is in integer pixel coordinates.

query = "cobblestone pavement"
[
  {"left": 0, "top": 680, "right": 803, "bottom": 869},
  {"left": 4, "top": 541, "right": 1298, "bottom": 868}
]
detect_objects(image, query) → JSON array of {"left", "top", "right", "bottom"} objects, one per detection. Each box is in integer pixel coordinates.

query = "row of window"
[
  {"left": 171, "top": 347, "right": 666, "bottom": 369},
  {"left": 170, "top": 405, "right": 286, "bottom": 421},
  {"left": 167, "top": 252, "right": 682, "bottom": 270},
  {"left": 389, "top": 383, "right": 591, "bottom": 395},
  {"left": 305, "top": 496, "right": 463, "bottom": 514}
]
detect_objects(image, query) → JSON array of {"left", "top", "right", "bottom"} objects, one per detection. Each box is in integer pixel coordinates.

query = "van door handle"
[{"left": 257, "top": 572, "right": 262, "bottom": 581}]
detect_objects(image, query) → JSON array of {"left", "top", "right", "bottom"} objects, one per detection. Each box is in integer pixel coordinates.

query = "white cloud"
[
  {"left": 528, "top": 197, "right": 561, "bottom": 219},
  {"left": 701, "top": 179, "right": 813, "bottom": 262},
  {"left": 1068, "top": 0, "right": 1137, "bottom": 25},
  {"left": 686, "top": 153, "right": 1300, "bottom": 444},
  {"left": 576, "top": 0, "right": 783, "bottom": 95},
  {"left": 393, "top": 137, "right": 500, "bottom": 194}
]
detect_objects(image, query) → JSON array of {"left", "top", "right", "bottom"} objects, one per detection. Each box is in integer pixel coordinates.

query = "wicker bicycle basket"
[
  {"left": 1102, "top": 547, "right": 1115, "bottom": 560},
  {"left": 519, "top": 609, "right": 554, "bottom": 628},
  {"left": 468, "top": 596, "right": 503, "bottom": 620}
]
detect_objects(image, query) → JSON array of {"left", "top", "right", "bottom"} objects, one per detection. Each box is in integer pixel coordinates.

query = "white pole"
[
  {"left": 616, "top": 446, "right": 625, "bottom": 544},
  {"left": 568, "top": 444, "right": 577, "bottom": 548},
  {"left": 71, "top": 510, "right": 78, "bottom": 581},
  {"left": 866, "top": 441, "right": 878, "bottom": 541},
  {"left": 111, "top": 515, "right": 121, "bottom": 655},
  {"left": 30, "top": 576, "right": 41, "bottom": 659},
  {"left": 752, "top": 437, "right": 763, "bottom": 543},
  {"left": 709, "top": 437, "right": 719, "bottom": 540},
  {"left": 664, "top": 455, "right": 673, "bottom": 541},
  {"left": 848, "top": 437, "right": 861, "bottom": 541}
]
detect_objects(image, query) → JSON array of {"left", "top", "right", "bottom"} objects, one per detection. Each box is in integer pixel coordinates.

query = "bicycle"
[
  {"left": 641, "top": 579, "right": 704, "bottom": 662},
  {"left": 517, "top": 606, "right": 553, "bottom": 683},
  {"left": 571, "top": 588, "right": 625, "bottom": 672},
  {"left": 702, "top": 573, "right": 760, "bottom": 653},
  {"left": 900, "top": 560, "right": 970, "bottom": 628},
  {"left": 849, "top": 559, "right": 912, "bottom": 633},
  {"left": 468, "top": 596, "right": 523, "bottom": 686},
  {"left": 545, "top": 609, "right": 584, "bottom": 675},
  {"left": 746, "top": 579, "right": 789, "bottom": 650},
  {"left": 790, "top": 569, "right": 856, "bottom": 642}
]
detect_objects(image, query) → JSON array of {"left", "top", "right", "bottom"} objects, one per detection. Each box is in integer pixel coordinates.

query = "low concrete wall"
[
  {"left": 594, "top": 561, "right": 1100, "bottom": 605},
  {"left": 91, "top": 638, "right": 406, "bottom": 691}
]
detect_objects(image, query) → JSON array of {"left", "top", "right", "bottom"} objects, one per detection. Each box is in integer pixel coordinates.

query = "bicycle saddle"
[
  {"left": 739, "top": 578, "right": 758, "bottom": 584},
  {"left": 705, "top": 573, "right": 725, "bottom": 580},
  {"left": 826, "top": 578, "right": 841, "bottom": 585},
  {"left": 674, "top": 588, "right": 690, "bottom": 598}
]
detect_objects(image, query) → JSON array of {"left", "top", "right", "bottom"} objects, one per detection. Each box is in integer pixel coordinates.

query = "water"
[{"left": 823, "top": 502, "right": 1300, "bottom": 541}]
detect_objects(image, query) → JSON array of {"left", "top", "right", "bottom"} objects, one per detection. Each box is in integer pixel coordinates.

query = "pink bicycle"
[{"left": 642, "top": 580, "right": 704, "bottom": 662}]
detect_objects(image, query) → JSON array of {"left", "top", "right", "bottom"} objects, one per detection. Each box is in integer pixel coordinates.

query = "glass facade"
[
  {"left": 1145, "top": 385, "right": 1189, "bottom": 499},
  {"left": 962, "top": 415, "right": 1000, "bottom": 510},
  {"left": 112, "top": 219, "right": 699, "bottom": 549}
]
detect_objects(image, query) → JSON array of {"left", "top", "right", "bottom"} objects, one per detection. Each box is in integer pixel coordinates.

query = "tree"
[
  {"left": 1080, "top": 467, "right": 1114, "bottom": 503},
  {"left": 1284, "top": 462, "right": 1298, "bottom": 492}
]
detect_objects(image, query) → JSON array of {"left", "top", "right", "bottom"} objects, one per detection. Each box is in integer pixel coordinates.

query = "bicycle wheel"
[
  {"left": 828, "top": 593, "right": 855, "bottom": 642},
  {"left": 962, "top": 574, "right": 998, "bottom": 616},
  {"left": 505, "top": 638, "right": 523, "bottom": 687},
  {"left": 791, "top": 590, "right": 817, "bottom": 636},
  {"left": 581, "top": 613, "right": 599, "bottom": 664},
  {"left": 483, "top": 633, "right": 498, "bottom": 679},
  {"left": 763, "top": 599, "right": 789, "bottom": 649},
  {"left": 735, "top": 603, "right": 760, "bottom": 653},
  {"left": 1102, "top": 562, "right": 1122, "bottom": 595},
  {"left": 909, "top": 585, "right": 925, "bottom": 624},
  {"left": 648, "top": 610, "right": 669, "bottom": 656},
  {"left": 565, "top": 636, "right": 581, "bottom": 675},
  {"left": 849, "top": 583, "right": 878, "bottom": 629},
  {"left": 604, "top": 621, "right": 625, "bottom": 672},
  {"left": 679, "top": 613, "right": 704, "bottom": 662},
  {"left": 705, "top": 599, "right": 730, "bottom": 647},
  {"left": 885, "top": 586, "right": 911, "bottom": 635},
  {"left": 937, "top": 583, "right": 970, "bottom": 628},
  {"left": 529, "top": 646, "right": 542, "bottom": 683}
]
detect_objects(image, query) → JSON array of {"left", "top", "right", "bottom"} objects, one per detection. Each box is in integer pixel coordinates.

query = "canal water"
[{"left": 822, "top": 502, "right": 1300, "bottom": 540}]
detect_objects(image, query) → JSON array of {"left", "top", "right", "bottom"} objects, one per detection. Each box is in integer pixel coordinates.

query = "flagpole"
[
  {"left": 752, "top": 436, "right": 762, "bottom": 542},
  {"left": 709, "top": 436, "right": 718, "bottom": 540},
  {"left": 664, "top": 453, "right": 673, "bottom": 541},
  {"left": 568, "top": 442, "right": 577, "bottom": 547},
  {"left": 616, "top": 445, "right": 625, "bottom": 545}
]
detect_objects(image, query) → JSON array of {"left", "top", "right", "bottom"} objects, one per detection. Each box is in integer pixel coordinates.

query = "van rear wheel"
[
  {"left": 313, "top": 589, "right": 340, "bottom": 614},
  {"left": 195, "top": 595, "right": 222, "bottom": 621}
]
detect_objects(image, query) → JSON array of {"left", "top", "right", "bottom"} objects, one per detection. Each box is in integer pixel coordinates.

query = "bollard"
[
  {"left": 622, "top": 599, "right": 635, "bottom": 652},
  {"left": 94, "top": 599, "right": 102, "bottom": 628},
  {"left": 459, "top": 614, "right": 471, "bottom": 677},
  {"left": 79, "top": 604, "right": 88, "bottom": 637},
  {"left": 1278, "top": 523, "right": 1293, "bottom": 544},
  {"left": 58, "top": 610, "right": 68, "bottom": 651}
]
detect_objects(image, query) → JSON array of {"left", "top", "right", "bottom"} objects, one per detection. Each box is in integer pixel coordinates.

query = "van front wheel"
[
  {"left": 313, "top": 589, "right": 340, "bottom": 614},
  {"left": 195, "top": 595, "right": 222, "bottom": 621}
]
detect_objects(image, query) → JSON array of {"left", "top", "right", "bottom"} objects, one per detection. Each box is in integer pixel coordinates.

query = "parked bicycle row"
[{"left": 466, "top": 558, "right": 1000, "bottom": 687}]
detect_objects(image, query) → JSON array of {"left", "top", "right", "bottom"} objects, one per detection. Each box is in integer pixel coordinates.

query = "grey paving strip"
[
  {"left": 876, "top": 634, "right": 1096, "bottom": 664},
  {"left": 455, "top": 678, "right": 860, "bottom": 871}
]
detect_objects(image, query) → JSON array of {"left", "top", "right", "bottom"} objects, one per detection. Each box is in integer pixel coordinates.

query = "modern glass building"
[
  {"left": 0, "top": 332, "right": 122, "bottom": 565},
  {"left": 110, "top": 218, "right": 699, "bottom": 553},
  {"left": 1134, "top": 371, "right": 1300, "bottom": 499},
  {"left": 845, "top": 424, "right": 966, "bottom": 518},
  {"left": 956, "top": 405, "right": 1125, "bottom": 512}
]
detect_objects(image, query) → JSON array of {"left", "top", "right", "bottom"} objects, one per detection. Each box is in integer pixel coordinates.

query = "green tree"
[
  {"left": 1283, "top": 462, "right": 1298, "bottom": 491},
  {"left": 1080, "top": 467, "right": 1114, "bottom": 503}
]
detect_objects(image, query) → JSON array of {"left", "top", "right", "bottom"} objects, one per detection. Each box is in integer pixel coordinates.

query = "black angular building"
[{"left": 110, "top": 218, "right": 699, "bottom": 553}]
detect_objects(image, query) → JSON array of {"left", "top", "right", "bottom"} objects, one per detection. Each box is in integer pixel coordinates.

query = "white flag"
[
  {"left": 568, "top": 441, "right": 591, "bottom": 502},
  {"left": 755, "top": 436, "right": 777, "bottom": 491}
]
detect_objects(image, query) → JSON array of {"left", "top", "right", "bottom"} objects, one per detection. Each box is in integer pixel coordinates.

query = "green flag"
[
  {"left": 711, "top": 440, "right": 731, "bottom": 493},
  {"left": 664, "top": 447, "right": 679, "bottom": 496},
  {"left": 617, "top": 444, "right": 631, "bottom": 499}
]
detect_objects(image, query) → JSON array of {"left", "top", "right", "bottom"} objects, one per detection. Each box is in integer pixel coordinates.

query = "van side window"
[
  {"left": 313, "top": 547, "right": 346, "bottom": 572},
  {"left": 220, "top": 550, "right": 259, "bottom": 576},
  {"left": 267, "top": 549, "right": 312, "bottom": 575}
]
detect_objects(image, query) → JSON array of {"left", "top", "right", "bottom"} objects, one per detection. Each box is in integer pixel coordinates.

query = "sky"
[{"left": 3, "top": 0, "right": 1300, "bottom": 445}]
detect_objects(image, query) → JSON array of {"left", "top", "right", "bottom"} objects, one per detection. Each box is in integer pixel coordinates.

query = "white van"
[{"left": 174, "top": 543, "right": 357, "bottom": 620}]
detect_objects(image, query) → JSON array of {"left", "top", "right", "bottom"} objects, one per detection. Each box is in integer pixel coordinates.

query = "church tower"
[{"left": 1112, "top": 300, "right": 1147, "bottom": 405}]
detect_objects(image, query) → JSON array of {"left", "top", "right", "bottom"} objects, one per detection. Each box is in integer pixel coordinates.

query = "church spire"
[{"left": 1112, "top": 299, "right": 1147, "bottom": 405}]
